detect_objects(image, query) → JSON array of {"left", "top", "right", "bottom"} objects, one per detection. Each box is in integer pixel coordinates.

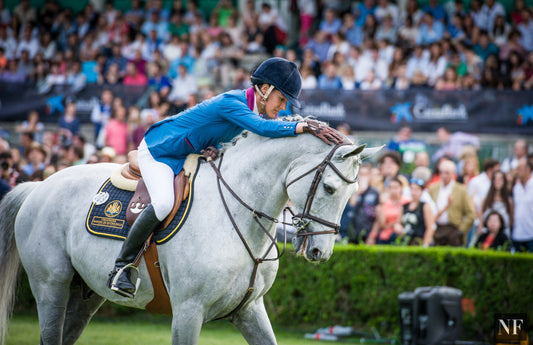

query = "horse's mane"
[{"left": 220, "top": 115, "right": 345, "bottom": 154}]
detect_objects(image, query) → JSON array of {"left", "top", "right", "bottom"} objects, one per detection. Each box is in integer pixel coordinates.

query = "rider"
[{"left": 108, "top": 57, "right": 344, "bottom": 298}]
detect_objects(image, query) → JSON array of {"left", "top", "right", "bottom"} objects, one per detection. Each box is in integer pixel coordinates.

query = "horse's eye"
[{"left": 323, "top": 184, "right": 335, "bottom": 195}]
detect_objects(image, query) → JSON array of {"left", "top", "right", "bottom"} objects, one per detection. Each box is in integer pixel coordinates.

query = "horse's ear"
[
  {"left": 360, "top": 145, "right": 385, "bottom": 160},
  {"left": 340, "top": 144, "right": 367, "bottom": 159}
]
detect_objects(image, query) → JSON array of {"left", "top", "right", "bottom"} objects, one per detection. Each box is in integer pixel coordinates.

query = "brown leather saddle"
[{"left": 123, "top": 150, "right": 190, "bottom": 230}]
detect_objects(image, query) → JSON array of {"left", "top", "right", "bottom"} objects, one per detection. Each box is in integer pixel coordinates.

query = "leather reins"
[{"left": 207, "top": 142, "right": 357, "bottom": 320}]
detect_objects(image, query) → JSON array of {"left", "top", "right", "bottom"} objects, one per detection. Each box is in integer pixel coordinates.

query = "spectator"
[
  {"left": 479, "top": 0, "right": 506, "bottom": 33},
  {"left": 105, "top": 104, "right": 128, "bottom": 156},
  {"left": 391, "top": 63, "right": 411, "bottom": 89},
  {"left": 375, "top": 16, "right": 397, "bottom": 43},
  {"left": 91, "top": 89, "right": 114, "bottom": 148},
  {"left": 168, "top": 63, "right": 198, "bottom": 109},
  {"left": 446, "top": 13, "right": 466, "bottom": 41},
  {"left": 367, "top": 177, "right": 410, "bottom": 245},
  {"left": 103, "top": 62, "right": 121, "bottom": 85},
  {"left": 362, "top": 14, "right": 379, "bottom": 40},
  {"left": 432, "top": 126, "right": 480, "bottom": 163},
  {"left": 148, "top": 62, "right": 172, "bottom": 98},
  {"left": 66, "top": 61, "right": 87, "bottom": 91},
  {"left": 480, "top": 170, "right": 513, "bottom": 239},
  {"left": 0, "top": 0, "right": 10, "bottom": 26},
  {"left": 435, "top": 66, "right": 460, "bottom": 90},
  {"left": 341, "top": 163, "right": 380, "bottom": 243},
  {"left": 375, "top": 0, "right": 399, "bottom": 26},
  {"left": 16, "top": 110, "right": 44, "bottom": 144},
  {"left": 510, "top": 0, "right": 526, "bottom": 26},
  {"left": 511, "top": 157, "right": 533, "bottom": 252},
  {"left": 375, "top": 151, "right": 410, "bottom": 196},
  {"left": 457, "top": 148, "right": 479, "bottom": 185},
  {"left": 481, "top": 54, "right": 503, "bottom": 88},
  {"left": 297, "top": 0, "right": 317, "bottom": 46},
  {"left": 475, "top": 210, "right": 510, "bottom": 250},
  {"left": 318, "top": 62, "right": 343, "bottom": 89},
  {"left": 468, "top": 158, "right": 501, "bottom": 220},
  {"left": 422, "top": 0, "right": 446, "bottom": 23},
  {"left": 426, "top": 42, "right": 448, "bottom": 86},
  {"left": 22, "top": 142, "right": 47, "bottom": 177},
  {"left": 399, "top": 178, "right": 435, "bottom": 246},
  {"left": 406, "top": 45, "right": 429, "bottom": 80},
  {"left": 306, "top": 30, "right": 331, "bottom": 63},
  {"left": 327, "top": 32, "right": 351, "bottom": 61},
  {"left": 0, "top": 152, "right": 12, "bottom": 201},
  {"left": 300, "top": 66, "right": 317, "bottom": 89},
  {"left": 354, "top": 0, "right": 376, "bottom": 28},
  {"left": 58, "top": 102, "right": 80, "bottom": 147},
  {"left": 0, "top": 26, "right": 17, "bottom": 60},
  {"left": 416, "top": 12, "right": 444, "bottom": 46},
  {"left": 168, "top": 12, "right": 189, "bottom": 38},
  {"left": 258, "top": 2, "right": 286, "bottom": 54},
  {"left": 0, "top": 59, "right": 26, "bottom": 83},
  {"left": 491, "top": 14, "right": 511, "bottom": 46},
  {"left": 501, "top": 138, "right": 528, "bottom": 174},
  {"left": 13, "top": 0, "right": 36, "bottom": 26},
  {"left": 386, "top": 126, "right": 427, "bottom": 175},
  {"left": 474, "top": 31, "right": 499, "bottom": 61},
  {"left": 429, "top": 159, "right": 477, "bottom": 246},
  {"left": 141, "top": 11, "right": 168, "bottom": 42},
  {"left": 517, "top": 9, "right": 533, "bottom": 53},
  {"left": 123, "top": 61, "right": 148, "bottom": 86},
  {"left": 320, "top": 8, "right": 342, "bottom": 35}
]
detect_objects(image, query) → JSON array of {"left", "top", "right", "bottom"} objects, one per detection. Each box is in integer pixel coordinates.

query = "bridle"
[
  {"left": 286, "top": 143, "right": 359, "bottom": 237},
  {"left": 207, "top": 142, "right": 358, "bottom": 320}
]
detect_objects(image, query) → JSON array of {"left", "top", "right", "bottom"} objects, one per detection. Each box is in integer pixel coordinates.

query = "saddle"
[{"left": 113, "top": 150, "right": 190, "bottom": 230}]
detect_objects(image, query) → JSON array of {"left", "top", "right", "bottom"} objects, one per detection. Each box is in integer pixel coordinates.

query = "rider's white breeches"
[{"left": 138, "top": 139, "right": 175, "bottom": 221}]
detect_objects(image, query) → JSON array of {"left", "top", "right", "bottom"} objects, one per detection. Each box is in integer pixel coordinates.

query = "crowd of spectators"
[
  {"left": 338, "top": 126, "right": 532, "bottom": 252},
  {"left": 1, "top": 0, "right": 533, "bottom": 95}
]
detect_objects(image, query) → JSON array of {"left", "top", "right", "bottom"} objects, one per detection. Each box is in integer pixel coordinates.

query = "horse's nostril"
[{"left": 311, "top": 248, "right": 322, "bottom": 261}]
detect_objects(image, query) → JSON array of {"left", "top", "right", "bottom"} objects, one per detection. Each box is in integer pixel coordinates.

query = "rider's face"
[{"left": 259, "top": 87, "right": 287, "bottom": 119}]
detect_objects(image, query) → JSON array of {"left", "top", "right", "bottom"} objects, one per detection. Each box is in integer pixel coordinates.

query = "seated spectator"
[
  {"left": 521, "top": 51, "right": 533, "bottom": 89},
  {"left": 141, "top": 11, "right": 168, "bottom": 42},
  {"left": 479, "top": 0, "right": 506, "bottom": 32},
  {"left": 103, "top": 62, "right": 121, "bottom": 85},
  {"left": 360, "top": 69, "right": 383, "bottom": 90},
  {"left": 0, "top": 59, "right": 26, "bottom": 83},
  {"left": 320, "top": 8, "right": 342, "bottom": 35},
  {"left": 16, "top": 26, "right": 39, "bottom": 59},
  {"left": 148, "top": 62, "right": 172, "bottom": 98},
  {"left": 474, "top": 31, "right": 499, "bottom": 61},
  {"left": 362, "top": 14, "right": 379, "bottom": 40},
  {"left": 423, "top": 0, "right": 446, "bottom": 23},
  {"left": 341, "top": 12, "right": 363, "bottom": 47},
  {"left": 168, "top": 63, "right": 198, "bottom": 109},
  {"left": 58, "top": 102, "right": 80, "bottom": 147},
  {"left": 406, "top": 45, "right": 430, "bottom": 80},
  {"left": 481, "top": 54, "right": 504, "bottom": 89},
  {"left": 300, "top": 66, "right": 317, "bottom": 89},
  {"left": 123, "top": 61, "right": 148, "bottom": 86},
  {"left": 391, "top": 64, "right": 411, "bottom": 90},
  {"left": 105, "top": 105, "right": 128, "bottom": 156},
  {"left": 22, "top": 142, "right": 47, "bottom": 177},
  {"left": 258, "top": 2, "right": 287, "bottom": 54},
  {"left": 429, "top": 159, "right": 477, "bottom": 246},
  {"left": 375, "top": 151, "right": 410, "bottom": 196},
  {"left": 426, "top": 42, "right": 448, "bottom": 86},
  {"left": 367, "top": 177, "right": 410, "bottom": 245},
  {"left": 305, "top": 30, "right": 331, "bottom": 63},
  {"left": 66, "top": 61, "right": 87, "bottom": 91},
  {"left": 327, "top": 32, "right": 350, "bottom": 61},
  {"left": 499, "top": 30, "right": 527, "bottom": 62},
  {"left": 435, "top": 66, "right": 460, "bottom": 90},
  {"left": 340, "top": 65, "right": 356, "bottom": 90},
  {"left": 318, "top": 62, "right": 343, "bottom": 89},
  {"left": 491, "top": 14, "right": 511, "bottom": 46},
  {"left": 446, "top": 13, "right": 466, "bottom": 41},
  {"left": 475, "top": 210, "right": 510, "bottom": 250},
  {"left": 416, "top": 12, "right": 444, "bottom": 45},
  {"left": 399, "top": 178, "right": 435, "bottom": 246},
  {"left": 375, "top": 15, "right": 397, "bottom": 43}
]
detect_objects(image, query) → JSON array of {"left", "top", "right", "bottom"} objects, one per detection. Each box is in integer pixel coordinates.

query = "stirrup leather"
[{"left": 110, "top": 263, "right": 141, "bottom": 298}]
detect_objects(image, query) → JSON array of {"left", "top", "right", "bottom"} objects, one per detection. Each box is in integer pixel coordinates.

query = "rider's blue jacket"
[{"left": 144, "top": 89, "right": 299, "bottom": 174}]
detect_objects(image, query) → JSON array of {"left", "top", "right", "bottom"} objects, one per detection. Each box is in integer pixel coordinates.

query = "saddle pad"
[{"left": 85, "top": 161, "right": 199, "bottom": 244}]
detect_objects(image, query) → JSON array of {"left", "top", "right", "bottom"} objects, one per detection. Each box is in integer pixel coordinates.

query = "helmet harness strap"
[{"left": 254, "top": 84, "right": 275, "bottom": 104}]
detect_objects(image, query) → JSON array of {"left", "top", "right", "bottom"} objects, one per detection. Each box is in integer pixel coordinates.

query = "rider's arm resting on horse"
[{"left": 218, "top": 94, "right": 298, "bottom": 137}]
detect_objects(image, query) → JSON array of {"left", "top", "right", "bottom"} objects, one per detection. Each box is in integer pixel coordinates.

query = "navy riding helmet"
[{"left": 251, "top": 57, "right": 302, "bottom": 108}]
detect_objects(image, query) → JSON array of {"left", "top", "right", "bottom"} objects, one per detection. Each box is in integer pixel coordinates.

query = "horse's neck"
[{"left": 217, "top": 137, "right": 307, "bottom": 249}]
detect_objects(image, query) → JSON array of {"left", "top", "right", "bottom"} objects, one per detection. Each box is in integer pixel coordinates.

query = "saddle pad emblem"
[{"left": 105, "top": 200, "right": 122, "bottom": 218}]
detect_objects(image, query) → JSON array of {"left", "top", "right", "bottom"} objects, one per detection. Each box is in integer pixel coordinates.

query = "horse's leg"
[
  {"left": 230, "top": 298, "right": 277, "bottom": 345},
  {"left": 170, "top": 303, "right": 204, "bottom": 345},
  {"left": 62, "top": 275, "right": 106, "bottom": 345}
]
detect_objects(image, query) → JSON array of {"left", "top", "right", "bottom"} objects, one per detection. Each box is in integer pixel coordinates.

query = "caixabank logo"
[
  {"left": 516, "top": 105, "right": 533, "bottom": 126},
  {"left": 494, "top": 313, "right": 529, "bottom": 345},
  {"left": 390, "top": 102, "right": 413, "bottom": 123}
]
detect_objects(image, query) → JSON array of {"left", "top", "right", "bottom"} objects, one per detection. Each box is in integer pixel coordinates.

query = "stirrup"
[{"left": 110, "top": 263, "right": 141, "bottom": 298}]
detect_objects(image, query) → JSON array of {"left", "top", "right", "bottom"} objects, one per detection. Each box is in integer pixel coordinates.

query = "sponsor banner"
[
  {"left": 0, "top": 83, "right": 148, "bottom": 123},
  {"left": 296, "top": 89, "right": 533, "bottom": 135},
  {"left": 1, "top": 83, "right": 532, "bottom": 135}
]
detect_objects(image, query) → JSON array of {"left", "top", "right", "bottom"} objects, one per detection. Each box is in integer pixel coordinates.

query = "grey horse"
[{"left": 0, "top": 130, "right": 381, "bottom": 345}]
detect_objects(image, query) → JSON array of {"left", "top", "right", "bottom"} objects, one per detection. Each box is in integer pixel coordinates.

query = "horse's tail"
[{"left": 0, "top": 182, "right": 39, "bottom": 345}]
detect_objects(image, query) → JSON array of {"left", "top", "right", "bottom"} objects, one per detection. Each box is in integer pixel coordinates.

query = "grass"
[{"left": 5, "top": 314, "right": 363, "bottom": 345}]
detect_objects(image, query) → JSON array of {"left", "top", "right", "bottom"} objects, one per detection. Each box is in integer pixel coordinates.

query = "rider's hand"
[
  {"left": 302, "top": 120, "right": 344, "bottom": 146},
  {"left": 201, "top": 146, "right": 220, "bottom": 161}
]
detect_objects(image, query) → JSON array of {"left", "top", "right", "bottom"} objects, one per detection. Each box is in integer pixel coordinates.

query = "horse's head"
[{"left": 286, "top": 143, "right": 383, "bottom": 262}]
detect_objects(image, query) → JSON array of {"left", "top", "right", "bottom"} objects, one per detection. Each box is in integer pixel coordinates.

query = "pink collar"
[{"left": 246, "top": 87, "right": 255, "bottom": 112}]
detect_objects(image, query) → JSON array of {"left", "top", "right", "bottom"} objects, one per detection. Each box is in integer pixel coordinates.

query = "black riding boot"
[{"left": 108, "top": 204, "right": 160, "bottom": 298}]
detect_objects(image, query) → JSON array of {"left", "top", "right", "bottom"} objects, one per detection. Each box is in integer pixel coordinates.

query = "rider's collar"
[{"left": 246, "top": 87, "right": 261, "bottom": 117}]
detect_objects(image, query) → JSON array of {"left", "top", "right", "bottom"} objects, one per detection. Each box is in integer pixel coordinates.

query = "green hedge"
[{"left": 265, "top": 245, "right": 533, "bottom": 340}]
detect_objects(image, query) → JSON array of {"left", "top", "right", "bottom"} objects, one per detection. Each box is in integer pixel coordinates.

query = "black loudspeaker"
[{"left": 399, "top": 286, "right": 463, "bottom": 345}]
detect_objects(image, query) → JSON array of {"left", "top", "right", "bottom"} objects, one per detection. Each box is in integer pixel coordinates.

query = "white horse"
[{"left": 0, "top": 128, "right": 381, "bottom": 345}]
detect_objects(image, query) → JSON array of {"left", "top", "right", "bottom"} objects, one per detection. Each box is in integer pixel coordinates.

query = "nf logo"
[{"left": 494, "top": 313, "right": 528, "bottom": 343}]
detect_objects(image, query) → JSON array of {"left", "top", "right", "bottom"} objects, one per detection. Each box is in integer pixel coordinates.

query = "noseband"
[{"left": 286, "top": 143, "right": 358, "bottom": 237}]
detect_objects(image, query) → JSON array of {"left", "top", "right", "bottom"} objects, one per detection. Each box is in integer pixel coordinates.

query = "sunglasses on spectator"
[{"left": 410, "top": 178, "right": 425, "bottom": 187}]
